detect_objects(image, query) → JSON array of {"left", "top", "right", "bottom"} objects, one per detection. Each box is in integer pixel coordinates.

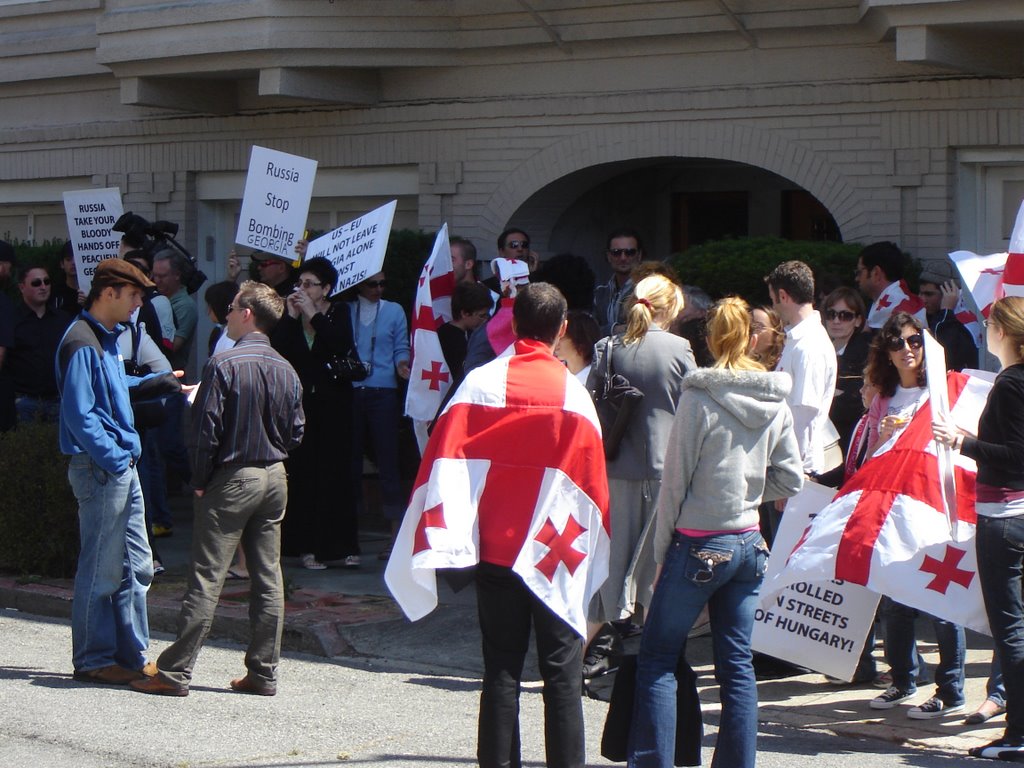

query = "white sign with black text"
[
  {"left": 62, "top": 187, "right": 125, "bottom": 295},
  {"left": 752, "top": 481, "right": 882, "bottom": 681},
  {"left": 304, "top": 200, "right": 397, "bottom": 294},
  {"left": 235, "top": 145, "right": 318, "bottom": 260}
]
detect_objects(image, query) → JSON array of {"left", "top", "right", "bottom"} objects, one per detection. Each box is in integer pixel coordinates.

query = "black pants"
[{"left": 476, "top": 561, "right": 585, "bottom": 768}]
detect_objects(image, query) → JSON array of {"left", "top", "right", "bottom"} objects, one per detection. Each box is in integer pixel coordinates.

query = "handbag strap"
[{"left": 602, "top": 336, "right": 615, "bottom": 398}]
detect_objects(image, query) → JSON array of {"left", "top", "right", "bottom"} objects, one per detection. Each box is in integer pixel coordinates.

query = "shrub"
[
  {"left": 666, "top": 236, "right": 866, "bottom": 306},
  {"left": 0, "top": 420, "right": 80, "bottom": 577}
]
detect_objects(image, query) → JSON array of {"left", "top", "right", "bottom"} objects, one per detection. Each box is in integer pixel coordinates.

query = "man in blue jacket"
[{"left": 56, "top": 259, "right": 156, "bottom": 685}]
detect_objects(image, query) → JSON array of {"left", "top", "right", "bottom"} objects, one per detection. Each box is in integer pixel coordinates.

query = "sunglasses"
[
  {"left": 505, "top": 240, "right": 530, "bottom": 250},
  {"left": 364, "top": 280, "right": 387, "bottom": 288},
  {"left": 886, "top": 333, "right": 924, "bottom": 352},
  {"left": 608, "top": 248, "right": 639, "bottom": 258},
  {"left": 29, "top": 278, "right": 52, "bottom": 288},
  {"left": 825, "top": 309, "right": 857, "bottom": 322}
]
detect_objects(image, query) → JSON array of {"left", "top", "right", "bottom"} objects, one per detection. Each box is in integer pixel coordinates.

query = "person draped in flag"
[
  {"left": 388, "top": 281, "right": 610, "bottom": 768},
  {"left": 861, "top": 312, "right": 967, "bottom": 718},
  {"left": 934, "top": 296, "right": 1024, "bottom": 760},
  {"left": 855, "top": 241, "right": 926, "bottom": 330},
  {"left": 628, "top": 297, "right": 803, "bottom": 768}
]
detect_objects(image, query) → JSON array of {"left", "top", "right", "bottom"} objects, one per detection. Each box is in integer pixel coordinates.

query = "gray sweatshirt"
[{"left": 654, "top": 367, "right": 804, "bottom": 563}]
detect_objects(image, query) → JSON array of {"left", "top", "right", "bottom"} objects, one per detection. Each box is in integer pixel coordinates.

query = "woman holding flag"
[
  {"left": 934, "top": 296, "right": 1024, "bottom": 760},
  {"left": 627, "top": 297, "right": 802, "bottom": 768},
  {"left": 864, "top": 311, "right": 967, "bottom": 719}
]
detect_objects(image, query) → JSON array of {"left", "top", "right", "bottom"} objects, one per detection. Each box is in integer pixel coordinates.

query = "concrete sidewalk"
[{"left": 0, "top": 498, "right": 1004, "bottom": 761}]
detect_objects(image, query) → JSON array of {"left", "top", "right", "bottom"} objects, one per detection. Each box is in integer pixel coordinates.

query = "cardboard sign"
[
  {"left": 304, "top": 200, "right": 397, "bottom": 294},
  {"left": 752, "top": 481, "right": 881, "bottom": 681},
  {"left": 235, "top": 146, "right": 318, "bottom": 260},
  {"left": 62, "top": 187, "right": 124, "bottom": 295}
]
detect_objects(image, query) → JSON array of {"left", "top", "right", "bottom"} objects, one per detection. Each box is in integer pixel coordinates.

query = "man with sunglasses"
[
  {"left": 593, "top": 228, "right": 644, "bottom": 335},
  {"left": 9, "top": 264, "right": 73, "bottom": 423},
  {"left": 249, "top": 250, "right": 298, "bottom": 298}
]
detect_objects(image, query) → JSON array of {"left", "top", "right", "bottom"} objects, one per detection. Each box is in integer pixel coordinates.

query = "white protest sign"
[
  {"left": 304, "top": 200, "right": 397, "bottom": 294},
  {"left": 62, "top": 188, "right": 124, "bottom": 295},
  {"left": 752, "top": 481, "right": 881, "bottom": 681},
  {"left": 235, "top": 145, "right": 318, "bottom": 260}
]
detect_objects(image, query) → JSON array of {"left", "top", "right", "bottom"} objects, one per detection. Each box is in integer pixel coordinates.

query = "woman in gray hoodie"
[{"left": 628, "top": 297, "right": 803, "bottom": 768}]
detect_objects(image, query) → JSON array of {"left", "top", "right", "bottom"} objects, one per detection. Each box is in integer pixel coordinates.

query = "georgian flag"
[
  {"left": 764, "top": 370, "right": 993, "bottom": 635},
  {"left": 867, "top": 279, "right": 927, "bottom": 329},
  {"left": 951, "top": 198, "right": 1024, "bottom": 325},
  {"left": 404, "top": 224, "right": 456, "bottom": 422},
  {"left": 386, "top": 342, "right": 611, "bottom": 638}
]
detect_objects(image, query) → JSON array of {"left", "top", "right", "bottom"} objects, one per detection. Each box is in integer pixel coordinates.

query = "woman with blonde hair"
[
  {"left": 628, "top": 296, "right": 802, "bottom": 768},
  {"left": 934, "top": 296, "right": 1024, "bottom": 760},
  {"left": 584, "top": 274, "right": 696, "bottom": 675}
]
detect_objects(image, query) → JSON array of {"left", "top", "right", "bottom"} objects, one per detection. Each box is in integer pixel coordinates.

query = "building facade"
[{"left": 2, "top": 0, "right": 1023, "bottom": 281}]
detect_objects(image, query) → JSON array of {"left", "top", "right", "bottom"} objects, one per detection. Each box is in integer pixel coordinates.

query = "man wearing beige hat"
[{"left": 56, "top": 258, "right": 157, "bottom": 685}]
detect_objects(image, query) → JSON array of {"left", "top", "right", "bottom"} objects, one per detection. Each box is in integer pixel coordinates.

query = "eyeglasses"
[
  {"left": 364, "top": 280, "right": 387, "bottom": 288},
  {"left": 886, "top": 333, "right": 924, "bottom": 352},
  {"left": 227, "top": 303, "right": 244, "bottom": 314},
  {"left": 505, "top": 240, "right": 530, "bottom": 250},
  {"left": 608, "top": 248, "right": 639, "bottom": 258},
  {"left": 28, "top": 278, "right": 52, "bottom": 288},
  {"left": 825, "top": 309, "right": 857, "bottom": 322},
  {"left": 297, "top": 280, "right": 324, "bottom": 289}
]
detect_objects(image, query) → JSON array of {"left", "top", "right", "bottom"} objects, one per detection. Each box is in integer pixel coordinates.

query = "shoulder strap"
[{"left": 57, "top": 318, "right": 106, "bottom": 396}]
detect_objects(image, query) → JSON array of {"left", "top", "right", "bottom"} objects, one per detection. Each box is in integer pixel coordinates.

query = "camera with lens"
[{"left": 113, "top": 212, "right": 208, "bottom": 295}]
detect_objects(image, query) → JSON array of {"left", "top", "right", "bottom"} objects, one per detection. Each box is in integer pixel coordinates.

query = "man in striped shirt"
[{"left": 132, "top": 280, "right": 304, "bottom": 697}]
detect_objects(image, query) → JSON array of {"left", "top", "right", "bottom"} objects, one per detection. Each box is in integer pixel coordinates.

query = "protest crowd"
[{"left": 4, "top": 200, "right": 1024, "bottom": 768}]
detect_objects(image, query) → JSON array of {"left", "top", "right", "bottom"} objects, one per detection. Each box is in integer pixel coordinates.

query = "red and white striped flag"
[
  {"left": 386, "top": 341, "right": 611, "bottom": 638},
  {"left": 951, "top": 198, "right": 1024, "bottom": 321},
  {"left": 867, "top": 279, "right": 926, "bottom": 329},
  {"left": 764, "top": 371, "right": 993, "bottom": 634},
  {"left": 404, "top": 224, "right": 456, "bottom": 422}
]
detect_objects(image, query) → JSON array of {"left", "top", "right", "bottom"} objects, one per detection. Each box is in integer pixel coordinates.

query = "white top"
[{"left": 776, "top": 310, "right": 838, "bottom": 474}]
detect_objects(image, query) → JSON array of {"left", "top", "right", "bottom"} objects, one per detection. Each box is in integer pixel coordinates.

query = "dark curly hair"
[
  {"left": 865, "top": 311, "right": 925, "bottom": 397},
  {"left": 298, "top": 256, "right": 338, "bottom": 293}
]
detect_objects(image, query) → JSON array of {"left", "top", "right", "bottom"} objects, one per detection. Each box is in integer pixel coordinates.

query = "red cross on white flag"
[
  {"left": 764, "top": 370, "right": 993, "bottom": 635},
  {"left": 867, "top": 279, "right": 926, "bottom": 329},
  {"left": 404, "top": 224, "right": 456, "bottom": 422},
  {"left": 386, "top": 341, "right": 610, "bottom": 638},
  {"left": 950, "top": 199, "right": 1024, "bottom": 323}
]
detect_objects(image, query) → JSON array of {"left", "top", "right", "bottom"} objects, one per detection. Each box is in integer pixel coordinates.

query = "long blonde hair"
[
  {"left": 707, "top": 297, "right": 766, "bottom": 372},
  {"left": 623, "top": 274, "right": 684, "bottom": 344}
]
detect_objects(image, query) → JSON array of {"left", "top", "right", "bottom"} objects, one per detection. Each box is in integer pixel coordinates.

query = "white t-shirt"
[{"left": 776, "top": 310, "right": 838, "bottom": 474}]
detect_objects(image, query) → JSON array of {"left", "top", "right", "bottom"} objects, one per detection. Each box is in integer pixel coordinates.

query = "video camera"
[{"left": 112, "top": 212, "right": 208, "bottom": 295}]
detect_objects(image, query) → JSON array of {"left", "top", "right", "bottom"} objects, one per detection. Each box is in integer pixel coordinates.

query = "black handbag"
[
  {"left": 592, "top": 338, "right": 644, "bottom": 461},
  {"left": 324, "top": 353, "right": 370, "bottom": 383}
]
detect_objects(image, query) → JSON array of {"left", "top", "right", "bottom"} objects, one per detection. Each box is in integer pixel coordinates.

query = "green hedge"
[
  {"left": 0, "top": 420, "right": 80, "bottom": 577},
  {"left": 667, "top": 236, "right": 867, "bottom": 306}
]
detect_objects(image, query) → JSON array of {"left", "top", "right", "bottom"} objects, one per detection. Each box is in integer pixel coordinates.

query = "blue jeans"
[
  {"left": 629, "top": 530, "right": 768, "bottom": 768},
  {"left": 884, "top": 600, "right": 965, "bottom": 705},
  {"left": 351, "top": 387, "right": 404, "bottom": 519},
  {"left": 68, "top": 455, "right": 153, "bottom": 672},
  {"left": 976, "top": 515, "right": 1024, "bottom": 739}
]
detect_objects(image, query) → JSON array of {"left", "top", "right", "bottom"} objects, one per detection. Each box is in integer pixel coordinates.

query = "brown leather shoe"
[
  {"left": 229, "top": 674, "right": 277, "bottom": 696},
  {"left": 130, "top": 674, "right": 189, "bottom": 697},
  {"left": 140, "top": 661, "right": 158, "bottom": 678},
  {"left": 72, "top": 664, "right": 144, "bottom": 685}
]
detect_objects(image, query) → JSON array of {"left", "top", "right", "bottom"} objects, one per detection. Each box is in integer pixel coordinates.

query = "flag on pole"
[
  {"left": 950, "top": 199, "right": 1024, "bottom": 320},
  {"left": 386, "top": 342, "right": 611, "bottom": 638},
  {"left": 404, "top": 225, "right": 456, "bottom": 422}
]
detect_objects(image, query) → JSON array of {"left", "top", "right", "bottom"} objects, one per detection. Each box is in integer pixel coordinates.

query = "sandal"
[{"left": 300, "top": 553, "right": 326, "bottom": 570}]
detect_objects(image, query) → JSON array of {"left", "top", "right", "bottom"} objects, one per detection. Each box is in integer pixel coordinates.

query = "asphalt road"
[{"left": 0, "top": 609, "right": 991, "bottom": 768}]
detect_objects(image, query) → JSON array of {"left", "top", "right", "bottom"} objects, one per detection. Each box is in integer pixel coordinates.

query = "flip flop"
[{"left": 226, "top": 569, "right": 249, "bottom": 580}]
